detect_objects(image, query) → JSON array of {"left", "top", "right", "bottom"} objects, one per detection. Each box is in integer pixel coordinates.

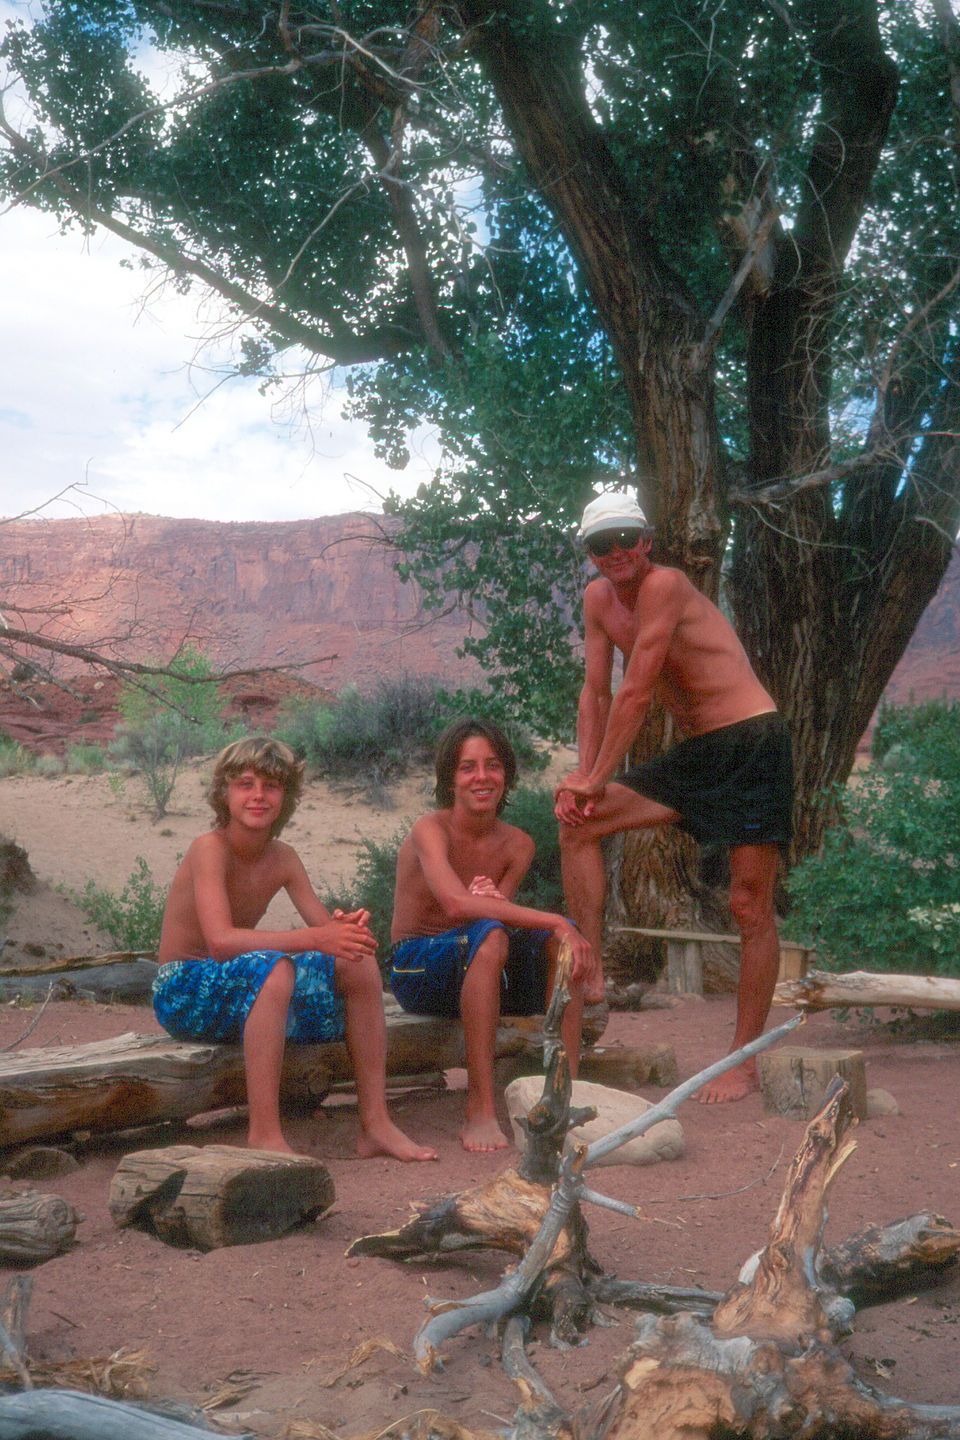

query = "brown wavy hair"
[
  {"left": 434, "top": 717, "right": 517, "bottom": 815},
  {"left": 207, "top": 737, "right": 305, "bottom": 837}
]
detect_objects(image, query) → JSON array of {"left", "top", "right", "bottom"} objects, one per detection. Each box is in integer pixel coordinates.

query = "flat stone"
[
  {"left": 505, "top": 1077, "right": 684, "bottom": 1168},
  {"left": 866, "top": 1087, "right": 901, "bottom": 1117}
]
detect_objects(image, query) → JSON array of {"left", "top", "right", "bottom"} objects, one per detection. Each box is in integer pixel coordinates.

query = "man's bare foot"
[
  {"left": 357, "top": 1120, "right": 438, "bottom": 1162},
  {"left": 459, "top": 1116, "right": 511, "bottom": 1153},
  {"left": 697, "top": 1062, "right": 758, "bottom": 1104}
]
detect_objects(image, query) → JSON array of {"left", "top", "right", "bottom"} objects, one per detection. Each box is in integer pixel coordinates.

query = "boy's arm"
[
  {"left": 190, "top": 838, "right": 375, "bottom": 962},
  {"left": 411, "top": 817, "right": 594, "bottom": 977},
  {"left": 283, "top": 853, "right": 377, "bottom": 960}
]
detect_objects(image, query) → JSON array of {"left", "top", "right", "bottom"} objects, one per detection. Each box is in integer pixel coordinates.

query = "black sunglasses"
[{"left": 585, "top": 526, "right": 644, "bottom": 557}]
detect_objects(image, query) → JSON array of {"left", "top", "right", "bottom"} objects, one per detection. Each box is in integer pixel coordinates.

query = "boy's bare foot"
[
  {"left": 459, "top": 1117, "right": 511, "bottom": 1153},
  {"left": 246, "top": 1131, "right": 306, "bottom": 1156},
  {"left": 357, "top": 1120, "right": 438, "bottom": 1162},
  {"left": 697, "top": 1062, "right": 758, "bottom": 1104}
]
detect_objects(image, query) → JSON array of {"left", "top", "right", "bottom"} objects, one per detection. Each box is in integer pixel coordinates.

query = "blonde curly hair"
[{"left": 207, "top": 737, "right": 305, "bottom": 837}]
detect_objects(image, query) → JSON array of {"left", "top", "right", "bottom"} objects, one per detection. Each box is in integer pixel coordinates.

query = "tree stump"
[
  {"left": 0, "top": 1190, "right": 80, "bottom": 1263},
  {"left": 110, "top": 1144, "right": 335, "bottom": 1250},
  {"left": 757, "top": 1044, "right": 867, "bottom": 1119}
]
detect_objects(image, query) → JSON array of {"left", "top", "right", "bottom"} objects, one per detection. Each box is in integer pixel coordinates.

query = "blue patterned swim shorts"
[
  {"left": 390, "top": 920, "right": 549, "bottom": 1019},
  {"left": 152, "top": 951, "right": 345, "bottom": 1044}
]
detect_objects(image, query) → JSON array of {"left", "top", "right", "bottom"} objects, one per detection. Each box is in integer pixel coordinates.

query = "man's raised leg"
[
  {"left": 558, "top": 784, "right": 679, "bottom": 1003},
  {"left": 698, "top": 842, "right": 781, "bottom": 1104},
  {"left": 337, "top": 954, "right": 437, "bottom": 1161}
]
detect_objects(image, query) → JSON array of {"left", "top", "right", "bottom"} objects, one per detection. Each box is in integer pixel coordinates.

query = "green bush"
[
  {"left": 326, "top": 829, "right": 408, "bottom": 969},
  {"left": 74, "top": 855, "right": 167, "bottom": 951},
  {"left": 786, "top": 700, "right": 960, "bottom": 975},
  {"left": 507, "top": 784, "right": 563, "bottom": 913}
]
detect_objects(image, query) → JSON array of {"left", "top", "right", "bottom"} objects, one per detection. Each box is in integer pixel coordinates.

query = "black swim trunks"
[{"left": 621, "top": 712, "right": 793, "bottom": 847}]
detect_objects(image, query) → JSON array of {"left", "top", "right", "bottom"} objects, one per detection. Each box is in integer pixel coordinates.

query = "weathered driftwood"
[
  {"left": 775, "top": 967, "right": 960, "bottom": 1012},
  {"left": 0, "top": 1277, "right": 32, "bottom": 1388},
  {"left": 589, "top": 1212, "right": 960, "bottom": 1321},
  {"left": 0, "top": 1191, "right": 79, "bottom": 1263},
  {"left": 110, "top": 1142, "right": 335, "bottom": 1250},
  {"left": 0, "top": 999, "right": 608, "bottom": 1149},
  {"left": 819, "top": 1211, "right": 960, "bottom": 1305},
  {"left": 0, "top": 1388, "right": 257, "bottom": 1440},
  {"left": 582, "top": 1081, "right": 960, "bottom": 1440},
  {"left": 352, "top": 948, "right": 603, "bottom": 1347}
]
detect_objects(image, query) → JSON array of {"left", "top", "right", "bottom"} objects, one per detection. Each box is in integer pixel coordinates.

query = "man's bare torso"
[{"left": 594, "top": 563, "right": 775, "bottom": 737}]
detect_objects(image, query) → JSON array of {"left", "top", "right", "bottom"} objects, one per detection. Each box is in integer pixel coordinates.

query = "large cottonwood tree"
[{"left": 2, "top": 1, "right": 958, "bottom": 894}]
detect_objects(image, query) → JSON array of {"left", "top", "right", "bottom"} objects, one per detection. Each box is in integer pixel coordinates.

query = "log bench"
[
  {"left": 0, "top": 997, "right": 613, "bottom": 1149},
  {"left": 617, "top": 928, "right": 814, "bottom": 995}
]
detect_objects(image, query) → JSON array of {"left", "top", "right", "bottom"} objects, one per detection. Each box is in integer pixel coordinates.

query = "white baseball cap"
[{"left": 578, "top": 492, "right": 649, "bottom": 541}]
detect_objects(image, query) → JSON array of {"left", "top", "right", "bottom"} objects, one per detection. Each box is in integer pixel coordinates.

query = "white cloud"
[{"left": 0, "top": 208, "right": 438, "bottom": 524}]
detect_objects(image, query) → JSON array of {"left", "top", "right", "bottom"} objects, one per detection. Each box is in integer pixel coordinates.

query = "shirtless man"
[
  {"left": 555, "top": 493, "right": 793, "bottom": 1103},
  {"left": 390, "top": 718, "right": 594, "bottom": 1152},
  {"left": 153, "top": 736, "right": 436, "bottom": 1161}
]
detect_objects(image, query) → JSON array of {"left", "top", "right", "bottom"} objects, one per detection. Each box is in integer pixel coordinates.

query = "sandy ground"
[{"left": 0, "top": 763, "right": 958, "bottom": 1436}]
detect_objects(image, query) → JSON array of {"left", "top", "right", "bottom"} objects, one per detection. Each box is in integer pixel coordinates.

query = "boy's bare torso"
[
  {"left": 391, "top": 813, "right": 527, "bottom": 942},
  {"left": 157, "top": 831, "right": 294, "bottom": 964},
  {"left": 591, "top": 563, "right": 775, "bottom": 737}
]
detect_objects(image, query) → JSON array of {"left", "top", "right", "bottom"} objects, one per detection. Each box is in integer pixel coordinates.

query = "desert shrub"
[
  {"left": 786, "top": 700, "right": 960, "bottom": 975},
  {"left": 75, "top": 855, "right": 167, "bottom": 951},
  {"left": 0, "top": 733, "right": 35, "bottom": 777},
  {"left": 277, "top": 675, "right": 546, "bottom": 785},
  {"left": 871, "top": 694, "right": 960, "bottom": 765},
  {"left": 277, "top": 675, "right": 449, "bottom": 782},
  {"left": 113, "top": 645, "right": 242, "bottom": 818},
  {"left": 64, "top": 741, "right": 107, "bottom": 774},
  {"left": 33, "top": 753, "right": 64, "bottom": 778}
]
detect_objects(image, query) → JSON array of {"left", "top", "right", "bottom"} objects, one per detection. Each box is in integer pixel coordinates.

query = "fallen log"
[
  {"left": 0, "top": 998, "right": 607, "bottom": 1148},
  {"left": 0, "top": 951, "right": 155, "bottom": 977},
  {"left": 0, "top": 962, "right": 159, "bottom": 1005},
  {"left": 775, "top": 967, "right": 960, "bottom": 1012},
  {"left": 110, "top": 1142, "right": 335, "bottom": 1249}
]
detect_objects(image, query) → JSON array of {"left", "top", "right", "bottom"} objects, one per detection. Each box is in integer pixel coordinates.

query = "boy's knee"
[
  {"left": 475, "top": 927, "right": 509, "bottom": 962},
  {"left": 335, "top": 952, "right": 381, "bottom": 995},
  {"left": 262, "top": 955, "right": 295, "bottom": 997}
]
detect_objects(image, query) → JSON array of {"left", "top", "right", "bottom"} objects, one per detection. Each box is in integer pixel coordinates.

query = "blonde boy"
[{"left": 153, "top": 737, "right": 435, "bottom": 1161}]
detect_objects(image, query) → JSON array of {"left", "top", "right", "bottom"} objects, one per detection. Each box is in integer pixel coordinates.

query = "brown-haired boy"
[
  {"left": 153, "top": 737, "right": 436, "bottom": 1161},
  {"left": 390, "top": 718, "right": 596, "bottom": 1153}
]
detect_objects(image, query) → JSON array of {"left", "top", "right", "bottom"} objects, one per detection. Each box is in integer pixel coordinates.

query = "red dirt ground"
[{"left": 0, "top": 994, "right": 957, "bottom": 1437}]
